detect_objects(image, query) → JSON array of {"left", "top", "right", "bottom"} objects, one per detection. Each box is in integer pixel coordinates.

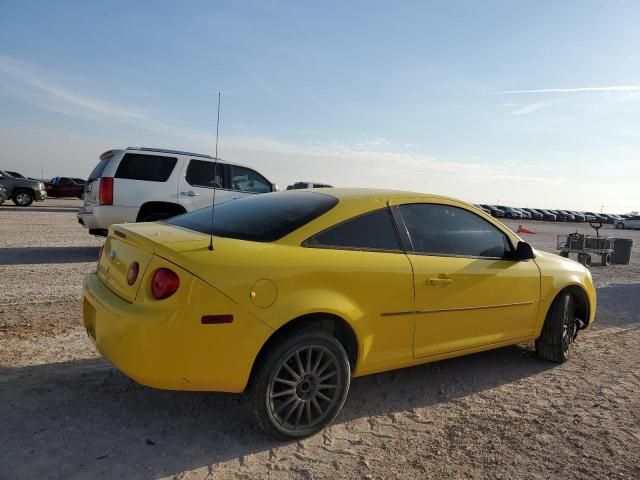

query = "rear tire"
[
  {"left": 601, "top": 253, "right": 611, "bottom": 266},
  {"left": 535, "top": 292, "right": 578, "bottom": 363},
  {"left": 245, "top": 329, "right": 351, "bottom": 439},
  {"left": 12, "top": 190, "right": 33, "bottom": 207}
]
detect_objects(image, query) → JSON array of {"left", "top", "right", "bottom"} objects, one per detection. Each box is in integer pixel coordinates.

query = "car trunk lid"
[{"left": 97, "top": 228, "right": 156, "bottom": 302}]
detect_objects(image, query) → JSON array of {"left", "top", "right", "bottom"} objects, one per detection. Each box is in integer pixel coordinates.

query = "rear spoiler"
[{"left": 99, "top": 149, "right": 118, "bottom": 161}]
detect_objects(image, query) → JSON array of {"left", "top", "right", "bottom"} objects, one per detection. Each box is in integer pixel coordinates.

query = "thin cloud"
[
  {"left": 494, "top": 85, "right": 640, "bottom": 94},
  {"left": 511, "top": 101, "right": 554, "bottom": 115},
  {"left": 0, "top": 55, "right": 146, "bottom": 122}
]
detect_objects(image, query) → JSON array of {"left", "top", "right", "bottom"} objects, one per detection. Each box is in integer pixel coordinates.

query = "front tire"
[
  {"left": 12, "top": 190, "right": 34, "bottom": 206},
  {"left": 245, "top": 330, "right": 351, "bottom": 439},
  {"left": 535, "top": 292, "right": 578, "bottom": 363},
  {"left": 616, "top": 223, "right": 624, "bottom": 229}
]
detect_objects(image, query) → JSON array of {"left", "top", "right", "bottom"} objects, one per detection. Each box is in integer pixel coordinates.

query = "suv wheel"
[
  {"left": 245, "top": 329, "right": 351, "bottom": 439},
  {"left": 13, "top": 190, "right": 34, "bottom": 207}
]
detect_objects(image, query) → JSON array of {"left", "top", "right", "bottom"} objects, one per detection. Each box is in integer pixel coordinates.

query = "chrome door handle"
[
  {"left": 180, "top": 191, "right": 199, "bottom": 197},
  {"left": 427, "top": 277, "right": 453, "bottom": 286}
]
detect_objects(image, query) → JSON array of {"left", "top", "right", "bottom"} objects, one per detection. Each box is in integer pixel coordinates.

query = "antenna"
[{"left": 208, "top": 92, "right": 221, "bottom": 251}]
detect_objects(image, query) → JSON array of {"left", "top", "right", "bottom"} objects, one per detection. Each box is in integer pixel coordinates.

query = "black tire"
[
  {"left": 535, "top": 292, "right": 578, "bottom": 363},
  {"left": 616, "top": 223, "right": 624, "bottom": 229},
  {"left": 141, "top": 211, "right": 173, "bottom": 222},
  {"left": 601, "top": 253, "right": 611, "bottom": 266},
  {"left": 12, "top": 189, "right": 33, "bottom": 207},
  {"left": 578, "top": 253, "right": 592, "bottom": 267},
  {"left": 245, "top": 329, "right": 351, "bottom": 439}
]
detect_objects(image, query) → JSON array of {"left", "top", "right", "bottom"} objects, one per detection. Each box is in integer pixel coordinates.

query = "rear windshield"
[
  {"left": 168, "top": 191, "right": 338, "bottom": 242},
  {"left": 115, "top": 153, "right": 177, "bottom": 182},
  {"left": 88, "top": 155, "right": 113, "bottom": 181}
]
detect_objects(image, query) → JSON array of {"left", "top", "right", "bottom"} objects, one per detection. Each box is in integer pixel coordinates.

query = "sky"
[{"left": 1, "top": 0, "right": 639, "bottom": 213}]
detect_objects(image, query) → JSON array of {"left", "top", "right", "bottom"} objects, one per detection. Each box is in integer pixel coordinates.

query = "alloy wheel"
[
  {"left": 267, "top": 345, "right": 342, "bottom": 432},
  {"left": 15, "top": 192, "right": 31, "bottom": 205}
]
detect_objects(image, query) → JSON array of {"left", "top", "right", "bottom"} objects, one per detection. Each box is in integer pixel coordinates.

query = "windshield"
[{"left": 168, "top": 191, "right": 338, "bottom": 242}]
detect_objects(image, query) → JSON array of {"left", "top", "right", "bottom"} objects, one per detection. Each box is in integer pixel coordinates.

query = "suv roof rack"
[{"left": 126, "top": 147, "right": 215, "bottom": 159}]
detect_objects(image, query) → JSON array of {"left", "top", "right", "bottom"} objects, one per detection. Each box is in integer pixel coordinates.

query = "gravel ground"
[{"left": 0, "top": 200, "right": 638, "bottom": 479}]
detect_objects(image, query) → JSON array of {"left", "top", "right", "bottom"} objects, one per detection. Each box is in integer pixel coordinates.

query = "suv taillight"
[
  {"left": 151, "top": 268, "right": 180, "bottom": 299},
  {"left": 99, "top": 177, "right": 113, "bottom": 205}
]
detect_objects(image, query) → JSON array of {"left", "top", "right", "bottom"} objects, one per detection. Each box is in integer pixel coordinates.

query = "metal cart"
[{"left": 557, "top": 222, "right": 615, "bottom": 267}]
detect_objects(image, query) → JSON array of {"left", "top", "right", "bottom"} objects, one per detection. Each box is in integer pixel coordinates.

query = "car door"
[
  {"left": 58, "top": 177, "right": 74, "bottom": 196},
  {"left": 229, "top": 164, "right": 273, "bottom": 200},
  {"left": 177, "top": 159, "right": 231, "bottom": 211},
  {"left": 303, "top": 206, "right": 415, "bottom": 373},
  {"left": 390, "top": 198, "right": 541, "bottom": 358}
]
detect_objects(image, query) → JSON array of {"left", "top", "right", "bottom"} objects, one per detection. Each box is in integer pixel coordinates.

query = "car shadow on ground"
[
  {"left": 0, "top": 206, "right": 80, "bottom": 213},
  {"left": 0, "top": 344, "right": 553, "bottom": 479},
  {"left": 0, "top": 246, "right": 100, "bottom": 265}
]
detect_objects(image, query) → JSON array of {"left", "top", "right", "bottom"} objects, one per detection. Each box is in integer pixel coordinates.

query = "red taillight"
[
  {"left": 151, "top": 268, "right": 180, "bottom": 299},
  {"left": 127, "top": 262, "right": 139, "bottom": 285},
  {"left": 99, "top": 177, "right": 113, "bottom": 205}
]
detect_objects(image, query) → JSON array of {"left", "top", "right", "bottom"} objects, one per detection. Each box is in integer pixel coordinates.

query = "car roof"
[
  {"left": 100, "top": 147, "right": 228, "bottom": 163},
  {"left": 304, "top": 187, "right": 461, "bottom": 203}
]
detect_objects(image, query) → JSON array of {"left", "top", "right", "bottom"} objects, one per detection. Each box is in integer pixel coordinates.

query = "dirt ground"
[{"left": 1, "top": 199, "right": 638, "bottom": 479}]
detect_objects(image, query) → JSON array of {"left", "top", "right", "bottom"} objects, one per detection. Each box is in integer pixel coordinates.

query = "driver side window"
[{"left": 399, "top": 203, "right": 512, "bottom": 258}]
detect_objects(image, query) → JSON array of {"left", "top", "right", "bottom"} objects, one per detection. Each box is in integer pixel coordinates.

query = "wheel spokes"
[{"left": 269, "top": 345, "right": 341, "bottom": 431}]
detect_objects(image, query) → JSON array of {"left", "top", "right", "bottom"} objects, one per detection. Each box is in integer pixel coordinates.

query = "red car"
[{"left": 45, "top": 177, "right": 85, "bottom": 199}]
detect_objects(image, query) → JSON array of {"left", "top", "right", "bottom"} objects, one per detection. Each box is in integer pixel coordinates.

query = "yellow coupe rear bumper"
[{"left": 82, "top": 272, "right": 273, "bottom": 393}]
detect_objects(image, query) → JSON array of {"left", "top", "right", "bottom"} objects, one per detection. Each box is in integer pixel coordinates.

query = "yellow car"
[{"left": 83, "top": 189, "right": 596, "bottom": 438}]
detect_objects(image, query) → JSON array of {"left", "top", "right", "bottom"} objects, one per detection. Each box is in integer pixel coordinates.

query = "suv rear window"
[
  {"left": 168, "top": 191, "right": 338, "bottom": 242},
  {"left": 88, "top": 155, "right": 112, "bottom": 181},
  {"left": 115, "top": 153, "right": 177, "bottom": 182}
]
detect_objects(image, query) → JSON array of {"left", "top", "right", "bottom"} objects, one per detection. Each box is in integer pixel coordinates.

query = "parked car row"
[
  {"left": 475, "top": 204, "right": 631, "bottom": 225},
  {"left": 0, "top": 170, "right": 89, "bottom": 206}
]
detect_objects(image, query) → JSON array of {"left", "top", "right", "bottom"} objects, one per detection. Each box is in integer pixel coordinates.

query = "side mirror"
[{"left": 515, "top": 241, "right": 535, "bottom": 260}]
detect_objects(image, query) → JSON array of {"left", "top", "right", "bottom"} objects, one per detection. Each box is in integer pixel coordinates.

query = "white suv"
[{"left": 78, "top": 147, "right": 276, "bottom": 236}]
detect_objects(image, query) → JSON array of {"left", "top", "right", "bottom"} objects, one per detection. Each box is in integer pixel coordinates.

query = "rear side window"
[
  {"left": 305, "top": 208, "right": 401, "bottom": 252},
  {"left": 168, "top": 191, "right": 337, "bottom": 242},
  {"left": 400, "top": 203, "right": 511, "bottom": 258},
  {"left": 88, "top": 155, "right": 112, "bottom": 181},
  {"left": 115, "top": 154, "right": 177, "bottom": 182},
  {"left": 185, "top": 160, "right": 225, "bottom": 188},
  {"left": 231, "top": 165, "right": 272, "bottom": 193}
]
